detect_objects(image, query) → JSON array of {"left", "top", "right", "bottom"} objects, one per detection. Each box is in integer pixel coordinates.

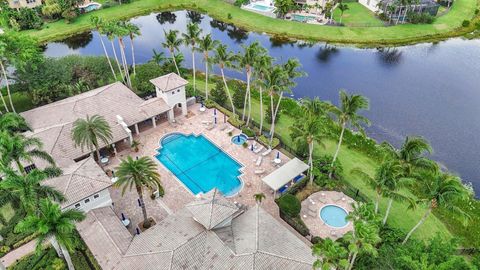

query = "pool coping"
[
  {"left": 153, "top": 132, "right": 246, "bottom": 199},
  {"left": 318, "top": 204, "right": 351, "bottom": 229}
]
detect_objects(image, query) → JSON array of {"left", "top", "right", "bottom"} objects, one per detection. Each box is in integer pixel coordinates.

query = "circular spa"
[
  {"left": 231, "top": 134, "right": 248, "bottom": 145},
  {"left": 320, "top": 205, "right": 349, "bottom": 228}
]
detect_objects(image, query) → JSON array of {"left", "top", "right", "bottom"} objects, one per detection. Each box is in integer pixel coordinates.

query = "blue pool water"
[
  {"left": 155, "top": 133, "right": 242, "bottom": 196},
  {"left": 320, "top": 205, "right": 348, "bottom": 228},
  {"left": 231, "top": 134, "right": 248, "bottom": 145},
  {"left": 83, "top": 3, "right": 100, "bottom": 12},
  {"left": 251, "top": 4, "right": 273, "bottom": 12},
  {"left": 292, "top": 14, "right": 316, "bottom": 22}
]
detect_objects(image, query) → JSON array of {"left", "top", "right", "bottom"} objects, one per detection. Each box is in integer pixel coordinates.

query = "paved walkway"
[{"left": 0, "top": 240, "right": 37, "bottom": 267}]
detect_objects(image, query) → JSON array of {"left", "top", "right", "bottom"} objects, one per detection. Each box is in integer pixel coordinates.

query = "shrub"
[
  {"left": 407, "top": 12, "right": 434, "bottom": 24},
  {"left": 185, "top": 84, "right": 195, "bottom": 98},
  {"left": 232, "top": 82, "right": 246, "bottom": 110},
  {"left": 311, "top": 236, "right": 323, "bottom": 244},
  {"left": 286, "top": 177, "right": 308, "bottom": 196},
  {"left": 241, "top": 127, "right": 255, "bottom": 137},
  {"left": 278, "top": 194, "right": 301, "bottom": 217},
  {"left": 462, "top": 20, "right": 471, "bottom": 27},
  {"left": 234, "top": 0, "right": 249, "bottom": 6},
  {"left": 279, "top": 210, "right": 310, "bottom": 236},
  {"left": 211, "top": 81, "right": 227, "bottom": 106},
  {"left": 313, "top": 155, "right": 343, "bottom": 181},
  {"left": 227, "top": 13, "right": 233, "bottom": 19},
  {"left": 61, "top": 9, "right": 77, "bottom": 23},
  {"left": 258, "top": 135, "right": 280, "bottom": 149},
  {"left": 5, "top": 7, "right": 43, "bottom": 30},
  {"left": 132, "top": 62, "right": 164, "bottom": 96}
]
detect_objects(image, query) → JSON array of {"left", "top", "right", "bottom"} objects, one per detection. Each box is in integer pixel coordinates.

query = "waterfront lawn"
[
  {"left": 333, "top": 3, "right": 384, "bottom": 27},
  {"left": 21, "top": 0, "right": 479, "bottom": 45},
  {"left": 192, "top": 76, "right": 451, "bottom": 242}
]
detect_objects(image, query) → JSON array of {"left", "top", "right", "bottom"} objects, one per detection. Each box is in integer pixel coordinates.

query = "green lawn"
[
  {"left": 333, "top": 2, "right": 384, "bottom": 27},
  {"left": 192, "top": 76, "right": 451, "bottom": 241},
  {"left": 19, "top": 0, "right": 479, "bottom": 45}
]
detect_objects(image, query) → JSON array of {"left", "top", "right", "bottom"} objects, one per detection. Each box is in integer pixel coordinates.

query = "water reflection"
[
  {"left": 186, "top": 11, "right": 203, "bottom": 24},
  {"left": 316, "top": 44, "right": 339, "bottom": 63},
  {"left": 62, "top": 32, "right": 93, "bottom": 50},
  {"left": 376, "top": 47, "right": 402, "bottom": 66},
  {"left": 156, "top": 12, "right": 177, "bottom": 24},
  {"left": 210, "top": 20, "right": 248, "bottom": 43}
]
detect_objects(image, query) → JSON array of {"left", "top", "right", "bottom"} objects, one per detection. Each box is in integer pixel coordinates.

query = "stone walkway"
[{"left": 0, "top": 240, "right": 37, "bottom": 267}]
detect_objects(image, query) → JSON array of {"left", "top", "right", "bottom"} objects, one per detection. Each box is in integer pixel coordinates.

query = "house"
[
  {"left": 359, "top": 0, "right": 380, "bottom": 12},
  {"left": 77, "top": 189, "right": 315, "bottom": 270},
  {"left": 7, "top": 0, "right": 41, "bottom": 9},
  {"left": 360, "top": 0, "right": 440, "bottom": 17}
]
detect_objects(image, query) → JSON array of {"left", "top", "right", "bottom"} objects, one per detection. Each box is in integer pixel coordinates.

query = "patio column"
[
  {"left": 152, "top": 116, "right": 157, "bottom": 128},
  {"left": 112, "top": 143, "right": 117, "bottom": 156},
  {"left": 181, "top": 101, "right": 187, "bottom": 116},
  {"left": 167, "top": 109, "right": 174, "bottom": 122},
  {"left": 134, "top": 123, "right": 140, "bottom": 135}
]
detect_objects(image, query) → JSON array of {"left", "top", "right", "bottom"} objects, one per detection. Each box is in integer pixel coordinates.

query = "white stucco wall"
[
  {"left": 64, "top": 189, "right": 112, "bottom": 213},
  {"left": 156, "top": 86, "right": 187, "bottom": 116},
  {"left": 359, "top": 0, "right": 380, "bottom": 12}
]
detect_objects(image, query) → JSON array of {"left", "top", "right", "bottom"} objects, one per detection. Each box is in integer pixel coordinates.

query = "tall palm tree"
[
  {"left": 0, "top": 40, "right": 11, "bottom": 113},
  {"left": 290, "top": 114, "right": 326, "bottom": 185},
  {"left": 312, "top": 238, "right": 349, "bottom": 270},
  {"left": 338, "top": 2, "right": 349, "bottom": 24},
  {"left": 115, "top": 21, "right": 132, "bottom": 88},
  {"left": 182, "top": 22, "right": 201, "bottom": 94},
  {"left": 71, "top": 115, "right": 113, "bottom": 162},
  {"left": 15, "top": 199, "right": 85, "bottom": 270},
  {"left": 344, "top": 221, "right": 381, "bottom": 270},
  {"left": 329, "top": 90, "right": 370, "bottom": 178},
  {"left": 213, "top": 44, "right": 236, "bottom": 114},
  {"left": 0, "top": 169, "right": 64, "bottom": 214},
  {"left": 104, "top": 21, "right": 125, "bottom": 84},
  {"left": 253, "top": 54, "right": 273, "bottom": 135},
  {"left": 162, "top": 30, "right": 183, "bottom": 76},
  {"left": 197, "top": 34, "right": 218, "bottom": 100},
  {"left": 253, "top": 193, "right": 266, "bottom": 204},
  {"left": 402, "top": 172, "right": 469, "bottom": 244},
  {"left": 0, "top": 131, "right": 55, "bottom": 175},
  {"left": 346, "top": 201, "right": 379, "bottom": 224},
  {"left": 151, "top": 49, "right": 166, "bottom": 66},
  {"left": 263, "top": 65, "right": 288, "bottom": 147},
  {"left": 0, "top": 112, "right": 30, "bottom": 134},
  {"left": 125, "top": 22, "right": 140, "bottom": 76},
  {"left": 114, "top": 156, "right": 163, "bottom": 229},
  {"left": 90, "top": 16, "right": 116, "bottom": 80}
]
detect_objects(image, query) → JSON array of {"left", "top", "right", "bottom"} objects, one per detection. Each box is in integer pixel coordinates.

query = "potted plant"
[{"left": 131, "top": 140, "right": 141, "bottom": 152}]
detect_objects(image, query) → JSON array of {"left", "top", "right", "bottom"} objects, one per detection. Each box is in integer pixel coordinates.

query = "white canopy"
[{"left": 262, "top": 158, "right": 309, "bottom": 191}]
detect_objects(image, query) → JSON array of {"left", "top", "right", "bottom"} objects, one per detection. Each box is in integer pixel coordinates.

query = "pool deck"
[
  {"left": 104, "top": 103, "right": 312, "bottom": 242},
  {"left": 301, "top": 191, "right": 355, "bottom": 239}
]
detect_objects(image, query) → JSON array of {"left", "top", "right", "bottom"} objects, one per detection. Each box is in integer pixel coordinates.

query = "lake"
[{"left": 43, "top": 11, "right": 480, "bottom": 195}]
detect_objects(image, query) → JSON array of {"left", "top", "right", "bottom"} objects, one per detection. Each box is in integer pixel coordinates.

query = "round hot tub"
[
  {"left": 231, "top": 134, "right": 248, "bottom": 145},
  {"left": 320, "top": 204, "right": 349, "bottom": 228}
]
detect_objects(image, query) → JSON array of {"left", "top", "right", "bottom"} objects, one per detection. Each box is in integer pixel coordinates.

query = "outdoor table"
[
  {"left": 274, "top": 158, "right": 281, "bottom": 164},
  {"left": 122, "top": 218, "right": 130, "bottom": 227}
]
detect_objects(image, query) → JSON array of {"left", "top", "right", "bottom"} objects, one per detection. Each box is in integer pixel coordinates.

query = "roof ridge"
[
  {"left": 207, "top": 190, "right": 217, "bottom": 229},
  {"left": 91, "top": 208, "right": 130, "bottom": 255},
  {"left": 255, "top": 250, "right": 313, "bottom": 265}
]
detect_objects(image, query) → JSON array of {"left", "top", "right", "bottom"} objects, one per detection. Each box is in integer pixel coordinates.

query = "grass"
[
  {"left": 0, "top": 203, "right": 15, "bottom": 230},
  {"left": 333, "top": 3, "right": 385, "bottom": 27},
  {"left": 18, "top": 0, "right": 479, "bottom": 46},
  {"left": 192, "top": 75, "right": 451, "bottom": 241}
]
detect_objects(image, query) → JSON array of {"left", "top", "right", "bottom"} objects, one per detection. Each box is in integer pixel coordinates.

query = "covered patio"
[{"left": 262, "top": 158, "right": 310, "bottom": 197}]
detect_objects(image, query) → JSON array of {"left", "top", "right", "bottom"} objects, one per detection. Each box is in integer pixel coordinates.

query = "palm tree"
[
  {"left": 263, "top": 65, "right": 288, "bottom": 147},
  {"left": 344, "top": 221, "right": 381, "bottom": 270},
  {"left": 274, "top": 0, "right": 294, "bottom": 18},
  {"left": 104, "top": 21, "right": 125, "bottom": 84},
  {"left": 71, "top": 115, "right": 113, "bottom": 162},
  {"left": 0, "top": 131, "right": 55, "bottom": 175},
  {"left": 114, "top": 156, "right": 163, "bottom": 229},
  {"left": 0, "top": 39, "right": 12, "bottom": 113},
  {"left": 253, "top": 54, "right": 273, "bottom": 135},
  {"left": 151, "top": 49, "right": 166, "bottom": 66},
  {"left": 182, "top": 22, "right": 202, "bottom": 94},
  {"left": 402, "top": 172, "right": 469, "bottom": 244},
  {"left": 125, "top": 22, "right": 140, "bottom": 76},
  {"left": 0, "top": 112, "right": 30, "bottom": 134},
  {"left": 312, "top": 238, "right": 349, "bottom": 270},
  {"left": 15, "top": 199, "right": 85, "bottom": 270},
  {"left": 213, "top": 44, "right": 236, "bottom": 114},
  {"left": 90, "top": 16, "right": 116, "bottom": 80},
  {"left": 0, "top": 169, "right": 64, "bottom": 214},
  {"left": 253, "top": 193, "right": 266, "bottom": 204},
  {"left": 338, "top": 3, "right": 349, "bottom": 24},
  {"left": 346, "top": 201, "right": 379, "bottom": 224},
  {"left": 197, "top": 34, "right": 219, "bottom": 100},
  {"left": 162, "top": 30, "right": 183, "bottom": 75},
  {"left": 290, "top": 114, "right": 326, "bottom": 185},
  {"left": 329, "top": 90, "right": 370, "bottom": 178},
  {"left": 115, "top": 21, "right": 132, "bottom": 88}
]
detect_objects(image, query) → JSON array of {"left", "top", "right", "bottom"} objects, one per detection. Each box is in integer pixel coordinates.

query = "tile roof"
[
  {"left": 42, "top": 158, "right": 112, "bottom": 208},
  {"left": 77, "top": 194, "right": 315, "bottom": 270},
  {"left": 150, "top": 73, "right": 188, "bottom": 92},
  {"left": 20, "top": 82, "right": 170, "bottom": 165}
]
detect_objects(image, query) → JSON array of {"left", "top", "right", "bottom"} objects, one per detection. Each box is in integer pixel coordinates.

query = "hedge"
[
  {"left": 279, "top": 210, "right": 310, "bottom": 237},
  {"left": 278, "top": 194, "right": 301, "bottom": 217}
]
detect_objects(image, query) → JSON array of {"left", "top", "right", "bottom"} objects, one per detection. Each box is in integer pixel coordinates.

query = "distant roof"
[
  {"left": 77, "top": 194, "right": 315, "bottom": 270},
  {"left": 262, "top": 158, "right": 309, "bottom": 191},
  {"left": 20, "top": 82, "right": 170, "bottom": 166},
  {"left": 186, "top": 189, "right": 239, "bottom": 230},
  {"left": 150, "top": 73, "right": 188, "bottom": 92},
  {"left": 42, "top": 158, "right": 112, "bottom": 208}
]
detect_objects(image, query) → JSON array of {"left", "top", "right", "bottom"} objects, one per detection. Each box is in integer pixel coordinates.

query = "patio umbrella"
[
  {"left": 224, "top": 114, "right": 226, "bottom": 123},
  {"left": 136, "top": 228, "right": 140, "bottom": 235},
  {"left": 214, "top": 117, "right": 217, "bottom": 124},
  {"left": 111, "top": 170, "right": 115, "bottom": 177},
  {"left": 214, "top": 109, "right": 217, "bottom": 115},
  {"left": 237, "top": 135, "right": 241, "bottom": 143},
  {"left": 251, "top": 145, "right": 254, "bottom": 151},
  {"left": 137, "top": 199, "right": 142, "bottom": 207},
  {"left": 121, "top": 213, "right": 126, "bottom": 221},
  {"left": 276, "top": 151, "right": 280, "bottom": 159}
]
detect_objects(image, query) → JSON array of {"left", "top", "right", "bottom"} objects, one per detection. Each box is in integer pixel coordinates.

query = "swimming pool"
[
  {"left": 292, "top": 14, "right": 317, "bottom": 22},
  {"left": 245, "top": 3, "right": 274, "bottom": 12},
  {"left": 155, "top": 133, "right": 242, "bottom": 196},
  {"left": 320, "top": 205, "right": 349, "bottom": 228}
]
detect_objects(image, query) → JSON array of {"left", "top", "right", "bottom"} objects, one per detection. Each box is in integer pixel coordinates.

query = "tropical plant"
[
  {"left": 103, "top": 21, "right": 125, "bottom": 84},
  {"left": 0, "top": 131, "right": 55, "bottom": 175},
  {"left": 402, "top": 172, "right": 470, "bottom": 244},
  {"left": 346, "top": 201, "right": 380, "bottom": 224},
  {"left": 0, "top": 169, "right": 64, "bottom": 214},
  {"left": 344, "top": 221, "right": 381, "bottom": 270},
  {"left": 312, "top": 238, "right": 349, "bottom": 270},
  {"left": 151, "top": 49, "right": 167, "bottom": 66},
  {"left": 253, "top": 193, "right": 266, "bottom": 204},
  {"left": 71, "top": 115, "right": 113, "bottom": 162},
  {"left": 182, "top": 22, "right": 202, "bottom": 94},
  {"left": 253, "top": 54, "right": 273, "bottom": 135},
  {"left": 213, "top": 44, "right": 236, "bottom": 113},
  {"left": 0, "top": 113, "right": 30, "bottom": 134},
  {"left": 15, "top": 199, "right": 85, "bottom": 270},
  {"left": 125, "top": 22, "right": 140, "bottom": 75},
  {"left": 90, "top": 16, "right": 116, "bottom": 80},
  {"left": 198, "top": 34, "right": 219, "bottom": 100},
  {"left": 114, "top": 21, "right": 132, "bottom": 87},
  {"left": 274, "top": 0, "right": 295, "bottom": 18},
  {"left": 162, "top": 29, "right": 183, "bottom": 75},
  {"left": 338, "top": 3, "right": 350, "bottom": 24},
  {"left": 328, "top": 90, "right": 370, "bottom": 178},
  {"left": 114, "top": 156, "right": 163, "bottom": 229}
]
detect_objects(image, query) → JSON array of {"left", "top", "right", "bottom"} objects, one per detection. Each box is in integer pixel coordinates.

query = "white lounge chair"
[
  {"left": 253, "top": 145, "right": 264, "bottom": 154},
  {"left": 255, "top": 156, "right": 263, "bottom": 167},
  {"left": 206, "top": 123, "right": 215, "bottom": 130},
  {"left": 252, "top": 141, "right": 257, "bottom": 148},
  {"left": 254, "top": 169, "right": 265, "bottom": 175},
  {"left": 225, "top": 127, "right": 234, "bottom": 134},
  {"left": 219, "top": 123, "right": 228, "bottom": 131},
  {"left": 201, "top": 120, "right": 212, "bottom": 124},
  {"left": 261, "top": 148, "right": 272, "bottom": 156}
]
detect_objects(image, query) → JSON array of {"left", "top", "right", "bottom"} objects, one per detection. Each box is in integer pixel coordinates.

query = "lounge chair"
[
  {"left": 206, "top": 123, "right": 215, "bottom": 130},
  {"left": 254, "top": 169, "right": 265, "bottom": 175},
  {"left": 255, "top": 156, "right": 263, "bottom": 167},
  {"left": 308, "top": 210, "right": 317, "bottom": 218},
  {"left": 201, "top": 120, "right": 212, "bottom": 124},
  {"left": 308, "top": 204, "right": 316, "bottom": 212},
  {"left": 225, "top": 127, "right": 234, "bottom": 134},
  {"left": 278, "top": 185, "right": 288, "bottom": 194},
  {"left": 261, "top": 148, "right": 272, "bottom": 156},
  {"left": 253, "top": 145, "right": 264, "bottom": 154},
  {"left": 252, "top": 141, "right": 257, "bottom": 148},
  {"left": 318, "top": 196, "right": 328, "bottom": 204},
  {"left": 219, "top": 123, "right": 228, "bottom": 131}
]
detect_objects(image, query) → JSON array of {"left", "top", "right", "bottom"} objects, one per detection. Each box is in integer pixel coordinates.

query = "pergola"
[{"left": 262, "top": 158, "right": 309, "bottom": 196}]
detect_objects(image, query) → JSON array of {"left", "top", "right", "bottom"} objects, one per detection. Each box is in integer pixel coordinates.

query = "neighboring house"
[
  {"left": 77, "top": 189, "right": 315, "bottom": 270},
  {"left": 361, "top": 0, "right": 440, "bottom": 17},
  {"left": 7, "top": 0, "right": 41, "bottom": 9},
  {"left": 359, "top": 0, "right": 381, "bottom": 12}
]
